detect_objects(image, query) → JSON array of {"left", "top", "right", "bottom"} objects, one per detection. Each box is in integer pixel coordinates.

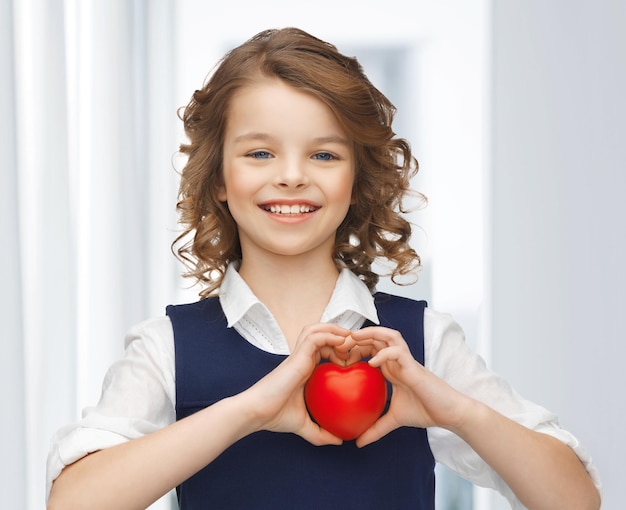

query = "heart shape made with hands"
[{"left": 304, "top": 361, "right": 388, "bottom": 440}]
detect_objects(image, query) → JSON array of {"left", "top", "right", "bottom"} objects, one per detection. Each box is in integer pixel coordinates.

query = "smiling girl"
[{"left": 46, "top": 28, "right": 600, "bottom": 510}]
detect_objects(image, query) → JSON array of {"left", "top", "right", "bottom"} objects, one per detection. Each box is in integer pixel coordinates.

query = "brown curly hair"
[{"left": 174, "top": 27, "right": 423, "bottom": 297}]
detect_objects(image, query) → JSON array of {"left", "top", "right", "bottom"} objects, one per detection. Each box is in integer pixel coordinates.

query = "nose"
[{"left": 274, "top": 158, "right": 310, "bottom": 189}]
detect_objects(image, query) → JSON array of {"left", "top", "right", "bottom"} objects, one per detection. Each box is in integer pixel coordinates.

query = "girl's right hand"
[
  {"left": 238, "top": 323, "right": 354, "bottom": 446},
  {"left": 48, "top": 322, "right": 355, "bottom": 510}
]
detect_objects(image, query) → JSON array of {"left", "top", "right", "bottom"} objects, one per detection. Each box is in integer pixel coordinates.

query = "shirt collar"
[
  {"left": 218, "top": 262, "right": 261, "bottom": 327},
  {"left": 321, "top": 268, "right": 379, "bottom": 324},
  {"left": 218, "top": 263, "right": 379, "bottom": 328}
]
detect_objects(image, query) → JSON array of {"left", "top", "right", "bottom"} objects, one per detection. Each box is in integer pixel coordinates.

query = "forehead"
[{"left": 225, "top": 78, "right": 347, "bottom": 139}]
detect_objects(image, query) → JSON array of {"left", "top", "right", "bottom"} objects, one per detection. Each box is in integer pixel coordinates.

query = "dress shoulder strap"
[{"left": 372, "top": 292, "right": 428, "bottom": 364}]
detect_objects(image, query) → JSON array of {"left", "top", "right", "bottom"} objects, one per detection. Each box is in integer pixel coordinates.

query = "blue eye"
[
  {"left": 313, "top": 152, "right": 337, "bottom": 161},
  {"left": 248, "top": 150, "right": 272, "bottom": 159}
]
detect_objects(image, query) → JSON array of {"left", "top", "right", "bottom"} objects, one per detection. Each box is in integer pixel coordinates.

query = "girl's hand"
[
  {"left": 46, "top": 324, "right": 355, "bottom": 510},
  {"left": 241, "top": 323, "right": 354, "bottom": 446},
  {"left": 348, "top": 327, "right": 601, "bottom": 509},
  {"left": 347, "top": 326, "right": 473, "bottom": 447}
]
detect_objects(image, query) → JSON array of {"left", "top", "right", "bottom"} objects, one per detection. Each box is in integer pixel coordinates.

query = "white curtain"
[
  {"left": 1, "top": 1, "right": 179, "bottom": 507},
  {"left": 1, "top": 0, "right": 27, "bottom": 506}
]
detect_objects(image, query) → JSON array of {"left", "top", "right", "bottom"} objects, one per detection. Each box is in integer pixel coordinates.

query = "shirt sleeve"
[
  {"left": 45, "top": 316, "right": 176, "bottom": 500},
  {"left": 423, "top": 308, "right": 601, "bottom": 508}
]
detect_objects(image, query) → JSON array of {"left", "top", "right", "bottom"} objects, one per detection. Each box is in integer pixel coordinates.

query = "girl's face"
[{"left": 220, "top": 77, "right": 355, "bottom": 264}]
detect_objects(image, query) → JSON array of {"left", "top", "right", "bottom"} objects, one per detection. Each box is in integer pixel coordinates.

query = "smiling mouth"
[{"left": 261, "top": 204, "right": 320, "bottom": 215}]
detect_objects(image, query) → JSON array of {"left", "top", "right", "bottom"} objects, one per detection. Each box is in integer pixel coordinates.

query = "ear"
[
  {"left": 213, "top": 175, "right": 228, "bottom": 202},
  {"left": 216, "top": 183, "right": 227, "bottom": 202}
]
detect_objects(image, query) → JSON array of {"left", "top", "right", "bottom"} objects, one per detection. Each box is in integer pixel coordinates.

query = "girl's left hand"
[
  {"left": 348, "top": 327, "right": 601, "bottom": 510},
  {"left": 347, "top": 326, "right": 474, "bottom": 447}
]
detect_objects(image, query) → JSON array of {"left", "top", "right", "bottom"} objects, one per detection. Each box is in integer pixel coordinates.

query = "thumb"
[
  {"left": 355, "top": 414, "right": 399, "bottom": 448},
  {"left": 298, "top": 421, "right": 344, "bottom": 447}
]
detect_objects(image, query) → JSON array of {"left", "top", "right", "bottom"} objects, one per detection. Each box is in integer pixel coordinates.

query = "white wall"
[{"left": 489, "top": 1, "right": 625, "bottom": 508}]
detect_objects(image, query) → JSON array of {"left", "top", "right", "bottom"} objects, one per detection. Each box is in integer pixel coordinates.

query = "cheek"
[
  {"left": 333, "top": 172, "right": 355, "bottom": 208},
  {"left": 219, "top": 168, "right": 250, "bottom": 203},
  {"left": 219, "top": 175, "right": 259, "bottom": 222}
]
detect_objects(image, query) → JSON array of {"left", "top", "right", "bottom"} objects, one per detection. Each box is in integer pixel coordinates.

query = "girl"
[{"left": 47, "top": 28, "right": 601, "bottom": 509}]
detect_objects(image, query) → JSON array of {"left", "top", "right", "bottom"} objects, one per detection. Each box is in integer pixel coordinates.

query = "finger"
[
  {"left": 296, "top": 332, "right": 351, "bottom": 358},
  {"left": 321, "top": 344, "right": 376, "bottom": 367},
  {"left": 332, "top": 334, "right": 357, "bottom": 353},
  {"left": 355, "top": 414, "right": 400, "bottom": 448},
  {"left": 349, "top": 326, "right": 405, "bottom": 346},
  {"left": 298, "top": 323, "right": 352, "bottom": 341},
  {"left": 345, "top": 337, "right": 391, "bottom": 355},
  {"left": 367, "top": 345, "right": 406, "bottom": 367},
  {"left": 329, "top": 335, "right": 360, "bottom": 365},
  {"left": 325, "top": 347, "right": 349, "bottom": 366},
  {"left": 344, "top": 345, "right": 375, "bottom": 365},
  {"left": 298, "top": 421, "right": 343, "bottom": 446},
  {"left": 294, "top": 324, "right": 352, "bottom": 353}
]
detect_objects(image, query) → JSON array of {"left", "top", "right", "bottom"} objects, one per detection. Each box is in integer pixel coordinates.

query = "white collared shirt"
[
  {"left": 219, "top": 266, "right": 379, "bottom": 354},
  {"left": 46, "top": 265, "right": 601, "bottom": 507}
]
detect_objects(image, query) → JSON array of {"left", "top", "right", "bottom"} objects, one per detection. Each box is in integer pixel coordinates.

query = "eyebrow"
[
  {"left": 233, "top": 132, "right": 276, "bottom": 143},
  {"left": 313, "top": 135, "right": 351, "bottom": 146},
  {"left": 233, "top": 132, "right": 351, "bottom": 146}
]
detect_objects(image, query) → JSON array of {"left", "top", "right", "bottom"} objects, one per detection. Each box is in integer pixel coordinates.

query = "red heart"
[{"left": 304, "top": 361, "right": 387, "bottom": 440}]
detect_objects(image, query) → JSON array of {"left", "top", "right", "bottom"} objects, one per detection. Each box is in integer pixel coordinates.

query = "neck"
[
  {"left": 238, "top": 252, "right": 341, "bottom": 348},
  {"left": 239, "top": 252, "right": 340, "bottom": 302}
]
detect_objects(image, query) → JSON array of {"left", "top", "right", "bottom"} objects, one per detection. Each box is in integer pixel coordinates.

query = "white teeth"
[{"left": 267, "top": 204, "right": 314, "bottom": 214}]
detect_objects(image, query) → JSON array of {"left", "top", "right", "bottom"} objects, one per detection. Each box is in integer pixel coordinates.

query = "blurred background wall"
[
  {"left": 1, "top": 0, "right": 623, "bottom": 508},
  {"left": 488, "top": 1, "right": 625, "bottom": 508}
]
